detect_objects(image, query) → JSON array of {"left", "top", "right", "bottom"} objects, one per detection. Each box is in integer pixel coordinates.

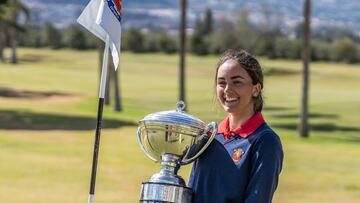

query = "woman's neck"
[{"left": 229, "top": 110, "right": 255, "bottom": 130}]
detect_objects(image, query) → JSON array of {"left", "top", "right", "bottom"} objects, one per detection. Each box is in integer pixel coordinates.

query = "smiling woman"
[
  {"left": 189, "top": 49, "right": 284, "bottom": 203},
  {"left": 216, "top": 59, "right": 262, "bottom": 125}
]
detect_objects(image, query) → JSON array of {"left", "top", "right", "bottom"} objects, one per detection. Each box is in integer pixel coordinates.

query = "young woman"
[{"left": 189, "top": 49, "right": 283, "bottom": 203}]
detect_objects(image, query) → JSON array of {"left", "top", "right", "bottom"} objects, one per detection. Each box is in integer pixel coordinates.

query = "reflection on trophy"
[{"left": 137, "top": 101, "right": 218, "bottom": 203}]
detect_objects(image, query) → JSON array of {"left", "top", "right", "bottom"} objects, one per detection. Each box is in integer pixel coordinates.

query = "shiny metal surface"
[
  {"left": 138, "top": 102, "right": 218, "bottom": 164},
  {"left": 137, "top": 122, "right": 194, "bottom": 162},
  {"left": 139, "top": 102, "right": 206, "bottom": 131},
  {"left": 137, "top": 101, "right": 218, "bottom": 203},
  {"left": 138, "top": 121, "right": 217, "bottom": 164},
  {"left": 140, "top": 182, "right": 192, "bottom": 203},
  {"left": 148, "top": 154, "right": 186, "bottom": 186}
]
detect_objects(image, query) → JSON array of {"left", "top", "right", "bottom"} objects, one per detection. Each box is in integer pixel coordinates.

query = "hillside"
[{"left": 23, "top": 0, "right": 360, "bottom": 34}]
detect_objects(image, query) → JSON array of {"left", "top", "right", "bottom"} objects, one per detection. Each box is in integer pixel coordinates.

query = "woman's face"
[{"left": 216, "top": 59, "right": 261, "bottom": 116}]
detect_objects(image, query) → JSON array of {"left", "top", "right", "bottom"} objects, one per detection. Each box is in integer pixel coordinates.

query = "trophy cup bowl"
[{"left": 137, "top": 101, "right": 217, "bottom": 203}]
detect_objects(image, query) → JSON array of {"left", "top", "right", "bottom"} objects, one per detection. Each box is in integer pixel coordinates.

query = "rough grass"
[{"left": 0, "top": 48, "right": 359, "bottom": 203}]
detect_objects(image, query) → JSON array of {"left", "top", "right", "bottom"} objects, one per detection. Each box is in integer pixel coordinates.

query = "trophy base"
[{"left": 140, "top": 182, "right": 192, "bottom": 203}]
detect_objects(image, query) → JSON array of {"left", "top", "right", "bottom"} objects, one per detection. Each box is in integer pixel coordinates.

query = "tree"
[
  {"left": 179, "top": 0, "right": 187, "bottom": 109},
  {"left": 0, "top": 24, "right": 5, "bottom": 62},
  {"left": 143, "top": 34, "right": 158, "bottom": 52},
  {"left": 0, "top": 0, "right": 9, "bottom": 62},
  {"left": 8, "top": 0, "right": 30, "bottom": 64},
  {"left": 255, "top": 34, "right": 276, "bottom": 58},
  {"left": 0, "top": 0, "right": 30, "bottom": 64},
  {"left": 19, "top": 28, "right": 45, "bottom": 47},
  {"left": 190, "top": 31, "right": 208, "bottom": 55},
  {"left": 66, "top": 27, "right": 87, "bottom": 50},
  {"left": 299, "top": 0, "right": 311, "bottom": 138},
  {"left": 332, "top": 38, "right": 359, "bottom": 63},
  {"left": 0, "top": 0, "right": 7, "bottom": 62},
  {"left": 314, "top": 27, "right": 360, "bottom": 43},
  {"left": 110, "top": 59, "right": 122, "bottom": 111},
  {"left": 202, "top": 8, "right": 213, "bottom": 35},
  {"left": 274, "top": 38, "right": 291, "bottom": 58},
  {"left": 123, "top": 28, "right": 144, "bottom": 52},
  {"left": 157, "top": 33, "right": 177, "bottom": 53},
  {"left": 208, "top": 18, "right": 237, "bottom": 54},
  {"left": 234, "top": 10, "right": 256, "bottom": 52},
  {"left": 45, "top": 22, "right": 62, "bottom": 49},
  {"left": 190, "top": 9, "right": 214, "bottom": 55}
]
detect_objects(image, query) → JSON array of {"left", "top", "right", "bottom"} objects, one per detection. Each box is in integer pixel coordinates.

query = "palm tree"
[
  {"left": 179, "top": 0, "right": 187, "bottom": 110},
  {"left": 0, "top": 0, "right": 30, "bottom": 64},
  {"left": 0, "top": 0, "right": 9, "bottom": 62},
  {"left": 112, "top": 62, "right": 122, "bottom": 111},
  {"left": 299, "top": 0, "right": 311, "bottom": 138}
]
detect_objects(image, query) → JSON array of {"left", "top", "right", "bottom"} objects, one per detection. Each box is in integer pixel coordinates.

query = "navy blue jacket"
[{"left": 188, "top": 123, "right": 283, "bottom": 203}]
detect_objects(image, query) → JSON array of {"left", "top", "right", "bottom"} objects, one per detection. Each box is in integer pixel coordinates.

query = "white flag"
[{"left": 77, "top": 0, "right": 122, "bottom": 70}]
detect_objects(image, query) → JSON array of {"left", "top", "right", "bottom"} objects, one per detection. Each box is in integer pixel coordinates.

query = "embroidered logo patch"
[{"left": 231, "top": 148, "right": 244, "bottom": 162}]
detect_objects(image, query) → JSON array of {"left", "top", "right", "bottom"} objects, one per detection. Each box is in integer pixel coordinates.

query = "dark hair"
[{"left": 215, "top": 49, "right": 264, "bottom": 112}]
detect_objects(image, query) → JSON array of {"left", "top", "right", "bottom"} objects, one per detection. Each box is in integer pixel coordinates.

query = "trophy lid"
[{"left": 139, "top": 101, "right": 206, "bottom": 129}]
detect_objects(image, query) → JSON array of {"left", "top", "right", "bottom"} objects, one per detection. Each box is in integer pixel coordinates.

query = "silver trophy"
[{"left": 137, "top": 101, "right": 217, "bottom": 203}]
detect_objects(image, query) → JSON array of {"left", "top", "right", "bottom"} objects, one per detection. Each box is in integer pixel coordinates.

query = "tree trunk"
[
  {"left": 0, "top": 45, "right": 3, "bottom": 62},
  {"left": 98, "top": 40, "right": 104, "bottom": 80},
  {"left": 105, "top": 53, "right": 111, "bottom": 105},
  {"left": 106, "top": 52, "right": 122, "bottom": 112},
  {"left": 113, "top": 64, "right": 122, "bottom": 112},
  {"left": 299, "top": 0, "right": 311, "bottom": 138},
  {"left": 10, "top": 29, "right": 18, "bottom": 64},
  {"left": 0, "top": 35, "right": 4, "bottom": 62},
  {"left": 0, "top": 24, "right": 5, "bottom": 62},
  {"left": 179, "top": 0, "right": 187, "bottom": 110},
  {"left": 10, "top": 10, "right": 19, "bottom": 64}
]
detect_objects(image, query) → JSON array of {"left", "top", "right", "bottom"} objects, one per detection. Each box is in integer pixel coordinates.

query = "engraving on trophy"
[{"left": 137, "top": 101, "right": 218, "bottom": 203}]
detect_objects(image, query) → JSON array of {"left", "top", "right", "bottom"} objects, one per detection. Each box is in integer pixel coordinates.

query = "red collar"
[{"left": 218, "top": 112, "right": 265, "bottom": 139}]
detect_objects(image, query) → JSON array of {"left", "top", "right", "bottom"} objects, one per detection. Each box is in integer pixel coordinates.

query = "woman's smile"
[{"left": 224, "top": 94, "right": 240, "bottom": 105}]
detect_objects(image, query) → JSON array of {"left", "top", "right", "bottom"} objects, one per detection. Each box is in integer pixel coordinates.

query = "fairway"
[{"left": 0, "top": 48, "right": 359, "bottom": 203}]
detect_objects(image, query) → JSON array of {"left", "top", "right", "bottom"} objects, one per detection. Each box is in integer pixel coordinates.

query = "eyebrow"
[{"left": 217, "top": 75, "right": 245, "bottom": 80}]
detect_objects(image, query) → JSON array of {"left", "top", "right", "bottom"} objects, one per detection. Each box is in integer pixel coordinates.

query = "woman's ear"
[{"left": 252, "top": 83, "right": 262, "bottom": 97}]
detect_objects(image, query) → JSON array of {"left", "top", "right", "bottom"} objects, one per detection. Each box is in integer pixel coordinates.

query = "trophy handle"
[
  {"left": 137, "top": 127, "right": 158, "bottom": 162},
  {"left": 181, "top": 122, "right": 217, "bottom": 165}
]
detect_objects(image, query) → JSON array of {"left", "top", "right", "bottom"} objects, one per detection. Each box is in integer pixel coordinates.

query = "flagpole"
[{"left": 88, "top": 34, "right": 110, "bottom": 203}]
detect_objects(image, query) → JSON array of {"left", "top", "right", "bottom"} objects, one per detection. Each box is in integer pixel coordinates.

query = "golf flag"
[
  {"left": 77, "top": 2, "right": 123, "bottom": 203},
  {"left": 77, "top": 0, "right": 122, "bottom": 70}
]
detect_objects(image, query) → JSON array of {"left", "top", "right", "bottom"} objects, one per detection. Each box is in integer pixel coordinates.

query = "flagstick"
[{"left": 88, "top": 34, "right": 110, "bottom": 203}]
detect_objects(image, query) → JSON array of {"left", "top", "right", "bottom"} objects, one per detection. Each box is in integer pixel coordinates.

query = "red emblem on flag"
[
  {"left": 106, "top": 0, "right": 122, "bottom": 22},
  {"left": 112, "top": 0, "right": 122, "bottom": 15},
  {"left": 231, "top": 148, "right": 244, "bottom": 162}
]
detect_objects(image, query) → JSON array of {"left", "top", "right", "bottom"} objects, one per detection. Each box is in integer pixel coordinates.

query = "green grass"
[{"left": 0, "top": 48, "right": 359, "bottom": 203}]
